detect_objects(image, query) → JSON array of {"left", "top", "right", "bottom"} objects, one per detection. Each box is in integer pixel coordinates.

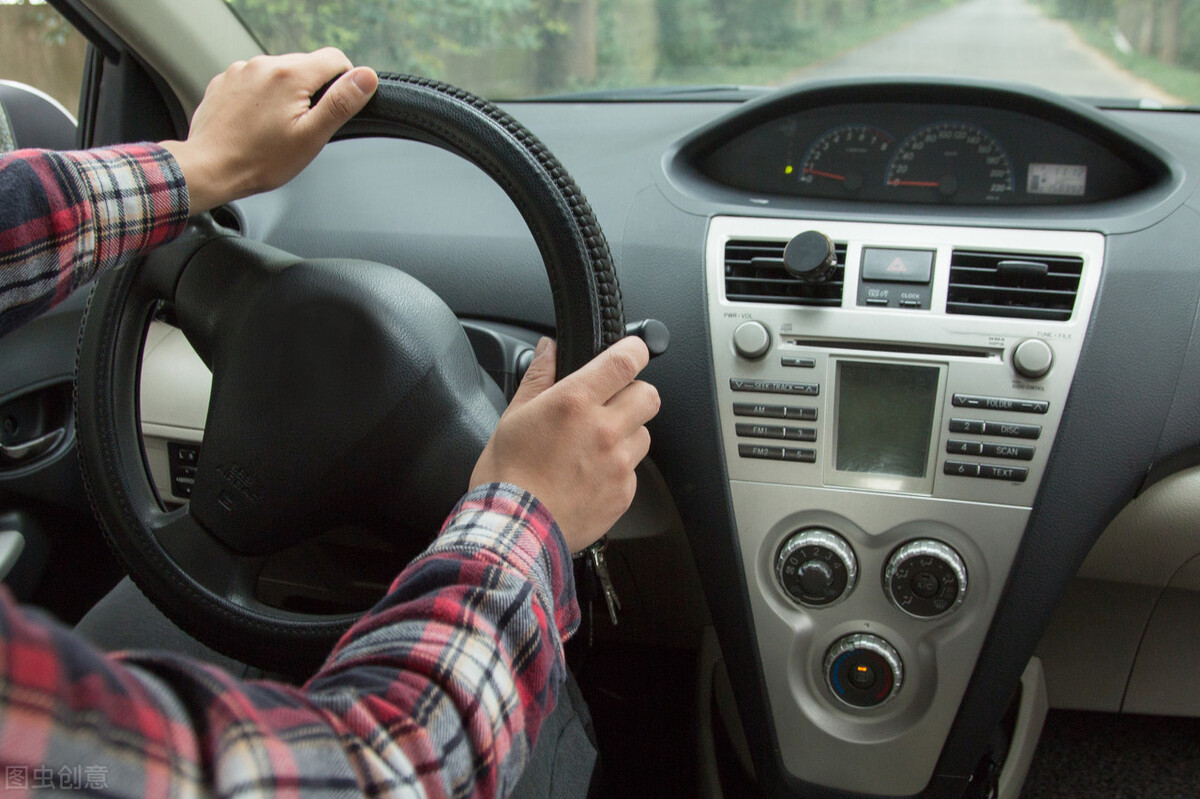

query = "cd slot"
[{"left": 784, "top": 337, "right": 998, "bottom": 360}]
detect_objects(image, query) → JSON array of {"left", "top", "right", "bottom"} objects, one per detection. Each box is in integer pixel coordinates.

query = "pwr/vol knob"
[
  {"left": 732, "top": 321, "right": 771, "bottom": 359},
  {"left": 775, "top": 529, "right": 857, "bottom": 607}
]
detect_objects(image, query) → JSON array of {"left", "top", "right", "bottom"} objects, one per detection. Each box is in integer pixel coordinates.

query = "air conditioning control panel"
[{"left": 707, "top": 217, "right": 1104, "bottom": 795}]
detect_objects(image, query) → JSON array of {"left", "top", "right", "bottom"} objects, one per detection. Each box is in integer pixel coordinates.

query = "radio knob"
[
  {"left": 775, "top": 529, "right": 857, "bottom": 607},
  {"left": 732, "top": 320, "right": 771, "bottom": 359},
  {"left": 824, "top": 633, "right": 903, "bottom": 708},
  {"left": 884, "top": 539, "right": 967, "bottom": 619},
  {"left": 1012, "top": 338, "right": 1053, "bottom": 379}
]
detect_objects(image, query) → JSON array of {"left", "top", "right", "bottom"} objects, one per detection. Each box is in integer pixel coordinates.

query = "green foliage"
[
  {"left": 7, "top": 0, "right": 76, "bottom": 46},
  {"left": 227, "top": 0, "right": 550, "bottom": 76},
  {"left": 656, "top": 0, "right": 722, "bottom": 66},
  {"left": 1041, "top": 0, "right": 1200, "bottom": 91},
  {"left": 227, "top": 0, "right": 958, "bottom": 96}
]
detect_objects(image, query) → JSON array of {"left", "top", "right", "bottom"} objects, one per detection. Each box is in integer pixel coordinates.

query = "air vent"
[
  {"left": 947, "top": 250, "right": 1083, "bottom": 321},
  {"left": 724, "top": 239, "right": 847, "bottom": 306}
]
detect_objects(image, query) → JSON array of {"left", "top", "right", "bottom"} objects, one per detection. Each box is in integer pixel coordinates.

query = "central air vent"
[
  {"left": 947, "top": 250, "right": 1083, "bottom": 321},
  {"left": 724, "top": 239, "right": 847, "bottom": 306}
]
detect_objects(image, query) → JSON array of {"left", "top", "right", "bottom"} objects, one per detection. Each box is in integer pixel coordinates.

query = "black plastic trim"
[{"left": 658, "top": 78, "right": 1188, "bottom": 234}]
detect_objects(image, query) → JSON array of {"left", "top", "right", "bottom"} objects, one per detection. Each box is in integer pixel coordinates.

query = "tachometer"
[
  {"left": 886, "top": 122, "right": 1014, "bottom": 203},
  {"left": 798, "top": 125, "right": 894, "bottom": 195}
]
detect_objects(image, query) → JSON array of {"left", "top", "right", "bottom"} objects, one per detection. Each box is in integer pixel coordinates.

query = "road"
[{"left": 791, "top": 0, "right": 1180, "bottom": 104}]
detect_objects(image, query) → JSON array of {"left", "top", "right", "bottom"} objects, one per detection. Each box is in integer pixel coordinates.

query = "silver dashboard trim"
[{"left": 707, "top": 217, "right": 1103, "bottom": 795}]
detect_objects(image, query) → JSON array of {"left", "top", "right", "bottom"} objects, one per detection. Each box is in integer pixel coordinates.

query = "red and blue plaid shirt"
[{"left": 0, "top": 144, "right": 580, "bottom": 797}]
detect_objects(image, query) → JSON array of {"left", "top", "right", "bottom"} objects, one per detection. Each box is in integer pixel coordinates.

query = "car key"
[{"left": 585, "top": 537, "right": 621, "bottom": 626}]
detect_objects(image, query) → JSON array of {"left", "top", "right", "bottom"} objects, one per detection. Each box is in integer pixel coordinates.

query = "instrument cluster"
[{"left": 700, "top": 101, "right": 1150, "bottom": 206}]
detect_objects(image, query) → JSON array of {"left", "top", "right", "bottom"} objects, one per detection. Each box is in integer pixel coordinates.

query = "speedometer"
[
  {"left": 885, "top": 122, "right": 1014, "bottom": 203},
  {"left": 799, "top": 125, "right": 894, "bottom": 196}
]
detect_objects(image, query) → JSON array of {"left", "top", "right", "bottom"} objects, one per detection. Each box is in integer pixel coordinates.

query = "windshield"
[{"left": 226, "top": 0, "right": 1200, "bottom": 106}]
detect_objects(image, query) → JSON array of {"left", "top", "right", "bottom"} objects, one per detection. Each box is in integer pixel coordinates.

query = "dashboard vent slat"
[
  {"left": 947, "top": 249, "right": 1083, "bottom": 321},
  {"left": 725, "top": 239, "right": 847, "bottom": 307}
]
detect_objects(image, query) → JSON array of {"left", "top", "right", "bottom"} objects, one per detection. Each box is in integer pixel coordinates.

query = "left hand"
[{"left": 162, "top": 48, "right": 379, "bottom": 214}]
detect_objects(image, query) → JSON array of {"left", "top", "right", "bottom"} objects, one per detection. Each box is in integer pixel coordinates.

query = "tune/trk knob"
[
  {"left": 775, "top": 528, "right": 857, "bottom": 607},
  {"left": 1012, "top": 338, "right": 1054, "bottom": 379}
]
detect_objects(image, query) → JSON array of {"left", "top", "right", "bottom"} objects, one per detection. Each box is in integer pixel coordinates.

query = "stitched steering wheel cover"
[
  {"left": 342, "top": 73, "right": 627, "bottom": 374},
  {"left": 74, "top": 75, "right": 625, "bottom": 673}
]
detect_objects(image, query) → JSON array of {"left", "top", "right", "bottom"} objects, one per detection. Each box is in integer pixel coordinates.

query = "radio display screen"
[{"left": 836, "top": 362, "right": 940, "bottom": 478}]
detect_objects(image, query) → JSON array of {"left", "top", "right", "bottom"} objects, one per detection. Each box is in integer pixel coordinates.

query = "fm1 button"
[{"left": 732, "top": 321, "right": 771, "bottom": 359}]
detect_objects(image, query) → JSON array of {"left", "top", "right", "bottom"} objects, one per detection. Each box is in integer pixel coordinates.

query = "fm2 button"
[{"left": 733, "top": 321, "right": 771, "bottom": 359}]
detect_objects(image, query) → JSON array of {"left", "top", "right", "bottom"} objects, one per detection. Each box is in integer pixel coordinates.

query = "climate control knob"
[
  {"left": 824, "top": 633, "right": 903, "bottom": 708},
  {"left": 884, "top": 539, "right": 967, "bottom": 619},
  {"left": 775, "top": 529, "right": 857, "bottom": 607}
]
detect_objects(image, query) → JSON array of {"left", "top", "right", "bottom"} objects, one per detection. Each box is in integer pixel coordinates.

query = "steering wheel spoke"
[{"left": 149, "top": 506, "right": 265, "bottom": 608}]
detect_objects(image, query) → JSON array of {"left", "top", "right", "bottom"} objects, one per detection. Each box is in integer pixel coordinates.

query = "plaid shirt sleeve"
[
  {"left": 0, "top": 143, "right": 189, "bottom": 336},
  {"left": 0, "top": 483, "right": 581, "bottom": 798}
]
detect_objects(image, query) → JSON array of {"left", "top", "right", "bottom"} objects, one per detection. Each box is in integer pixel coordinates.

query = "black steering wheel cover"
[
  {"left": 75, "top": 75, "right": 625, "bottom": 672},
  {"left": 337, "top": 73, "right": 627, "bottom": 376}
]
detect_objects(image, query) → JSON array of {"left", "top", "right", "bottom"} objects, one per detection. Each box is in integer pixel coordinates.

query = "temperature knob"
[
  {"left": 825, "top": 633, "right": 903, "bottom": 708},
  {"left": 884, "top": 539, "right": 967, "bottom": 619},
  {"left": 775, "top": 529, "right": 857, "bottom": 607}
]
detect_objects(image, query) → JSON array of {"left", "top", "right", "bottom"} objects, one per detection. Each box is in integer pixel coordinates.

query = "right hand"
[{"left": 470, "top": 336, "right": 661, "bottom": 553}]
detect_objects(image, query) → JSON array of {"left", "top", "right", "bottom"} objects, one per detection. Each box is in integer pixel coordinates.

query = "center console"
[{"left": 706, "top": 217, "right": 1102, "bottom": 795}]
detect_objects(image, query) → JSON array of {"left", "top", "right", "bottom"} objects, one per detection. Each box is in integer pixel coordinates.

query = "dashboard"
[{"left": 119, "top": 77, "right": 1200, "bottom": 798}]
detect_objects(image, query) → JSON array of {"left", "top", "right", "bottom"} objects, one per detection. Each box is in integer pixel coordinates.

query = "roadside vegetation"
[
  {"left": 227, "top": 0, "right": 960, "bottom": 98},
  {"left": 1039, "top": 0, "right": 1200, "bottom": 104}
]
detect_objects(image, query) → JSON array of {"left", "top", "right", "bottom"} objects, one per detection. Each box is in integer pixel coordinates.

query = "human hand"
[
  {"left": 470, "top": 337, "right": 660, "bottom": 553},
  {"left": 161, "top": 48, "right": 379, "bottom": 215}
]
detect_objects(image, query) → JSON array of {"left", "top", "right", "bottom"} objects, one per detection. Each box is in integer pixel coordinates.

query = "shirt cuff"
[
  {"left": 422, "top": 482, "right": 580, "bottom": 641},
  {"left": 64, "top": 142, "right": 190, "bottom": 274}
]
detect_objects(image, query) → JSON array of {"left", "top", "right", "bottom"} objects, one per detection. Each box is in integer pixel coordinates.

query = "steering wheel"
[{"left": 75, "top": 74, "right": 626, "bottom": 674}]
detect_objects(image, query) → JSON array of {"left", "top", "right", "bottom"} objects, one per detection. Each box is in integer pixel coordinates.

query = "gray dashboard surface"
[
  {"left": 224, "top": 98, "right": 1200, "bottom": 797},
  {"left": 2, "top": 94, "right": 1194, "bottom": 798}
]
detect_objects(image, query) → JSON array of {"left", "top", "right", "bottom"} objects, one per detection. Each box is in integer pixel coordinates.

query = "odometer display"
[{"left": 886, "top": 122, "right": 1014, "bottom": 203}]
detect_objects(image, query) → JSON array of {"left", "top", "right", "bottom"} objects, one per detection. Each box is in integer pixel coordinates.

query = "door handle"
[
  {"left": 0, "top": 427, "right": 64, "bottom": 461},
  {"left": 0, "top": 530, "right": 24, "bottom": 581}
]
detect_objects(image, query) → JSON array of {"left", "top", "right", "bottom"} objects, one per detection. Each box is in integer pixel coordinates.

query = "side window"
[{"left": 0, "top": 0, "right": 87, "bottom": 120}]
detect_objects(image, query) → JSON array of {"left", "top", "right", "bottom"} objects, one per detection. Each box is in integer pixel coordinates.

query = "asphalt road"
[{"left": 792, "top": 0, "right": 1180, "bottom": 104}]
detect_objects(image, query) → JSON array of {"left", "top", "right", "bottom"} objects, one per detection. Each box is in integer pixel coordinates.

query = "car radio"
[{"left": 705, "top": 217, "right": 1103, "bottom": 795}]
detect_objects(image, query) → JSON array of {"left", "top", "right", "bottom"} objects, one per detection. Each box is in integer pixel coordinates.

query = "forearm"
[
  {"left": 0, "top": 144, "right": 188, "bottom": 335},
  {"left": 302, "top": 482, "right": 580, "bottom": 796},
  {"left": 0, "top": 483, "right": 578, "bottom": 798}
]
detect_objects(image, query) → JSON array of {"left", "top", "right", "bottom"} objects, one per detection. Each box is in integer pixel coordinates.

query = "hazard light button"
[{"left": 861, "top": 247, "right": 935, "bottom": 284}]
